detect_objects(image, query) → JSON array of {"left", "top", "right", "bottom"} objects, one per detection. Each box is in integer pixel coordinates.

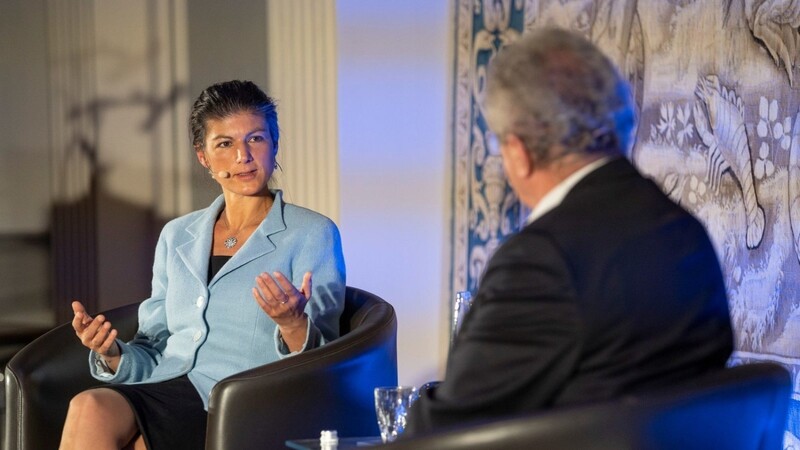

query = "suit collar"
[
  {"left": 522, "top": 157, "right": 636, "bottom": 229},
  {"left": 572, "top": 156, "right": 636, "bottom": 188},
  {"left": 526, "top": 156, "right": 616, "bottom": 225}
]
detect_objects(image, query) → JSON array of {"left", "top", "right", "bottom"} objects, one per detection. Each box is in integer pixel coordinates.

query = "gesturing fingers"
[
  {"left": 79, "top": 315, "right": 107, "bottom": 348},
  {"left": 300, "top": 272, "right": 312, "bottom": 300},
  {"left": 96, "top": 326, "right": 119, "bottom": 355},
  {"left": 252, "top": 285, "right": 272, "bottom": 313},
  {"left": 271, "top": 272, "right": 302, "bottom": 301},
  {"left": 78, "top": 314, "right": 102, "bottom": 347},
  {"left": 253, "top": 272, "right": 288, "bottom": 309},
  {"left": 71, "top": 302, "right": 120, "bottom": 356},
  {"left": 72, "top": 311, "right": 87, "bottom": 334},
  {"left": 72, "top": 300, "right": 92, "bottom": 334},
  {"left": 89, "top": 318, "right": 112, "bottom": 346},
  {"left": 252, "top": 271, "right": 311, "bottom": 319}
]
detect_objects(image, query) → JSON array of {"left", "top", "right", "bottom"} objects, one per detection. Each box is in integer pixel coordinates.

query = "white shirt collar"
[{"left": 525, "top": 156, "right": 614, "bottom": 225}]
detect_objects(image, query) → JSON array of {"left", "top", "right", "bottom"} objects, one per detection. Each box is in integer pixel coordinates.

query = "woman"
[{"left": 60, "top": 80, "right": 346, "bottom": 450}]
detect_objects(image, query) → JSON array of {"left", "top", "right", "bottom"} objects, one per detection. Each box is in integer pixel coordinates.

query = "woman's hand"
[
  {"left": 72, "top": 301, "right": 121, "bottom": 371},
  {"left": 252, "top": 271, "right": 312, "bottom": 352}
]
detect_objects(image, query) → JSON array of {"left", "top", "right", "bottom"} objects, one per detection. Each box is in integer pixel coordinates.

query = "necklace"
[
  {"left": 223, "top": 236, "right": 238, "bottom": 249},
  {"left": 220, "top": 214, "right": 240, "bottom": 249},
  {"left": 219, "top": 208, "right": 267, "bottom": 249}
]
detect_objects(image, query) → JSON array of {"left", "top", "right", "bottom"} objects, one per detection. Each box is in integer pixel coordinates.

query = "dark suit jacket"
[{"left": 407, "top": 157, "right": 733, "bottom": 435}]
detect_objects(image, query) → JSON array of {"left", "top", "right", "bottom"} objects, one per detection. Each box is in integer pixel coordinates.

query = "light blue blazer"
[{"left": 89, "top": 190, "right": 346, "bottom": 409}]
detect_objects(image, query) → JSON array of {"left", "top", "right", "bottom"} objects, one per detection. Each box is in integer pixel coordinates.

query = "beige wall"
[
  {"left": 0, "top": 0, "right": 57, "bottom": 326},
  {"left": 0, "top": 0, "right": 51, "bottom": 234}
]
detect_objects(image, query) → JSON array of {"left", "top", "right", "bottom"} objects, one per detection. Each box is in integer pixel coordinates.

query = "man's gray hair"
[{"left": 485, "top": 28, "right": 636, "bottom": 163}]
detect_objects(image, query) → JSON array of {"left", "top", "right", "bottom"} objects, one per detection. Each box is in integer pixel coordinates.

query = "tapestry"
[{"left": 450, "top": 0, "right": 800, "bottom": 443}]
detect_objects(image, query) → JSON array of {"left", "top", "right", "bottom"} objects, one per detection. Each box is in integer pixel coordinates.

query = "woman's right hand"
[{"left": 72, "top": 301, "right": 121, "bottom": 365}]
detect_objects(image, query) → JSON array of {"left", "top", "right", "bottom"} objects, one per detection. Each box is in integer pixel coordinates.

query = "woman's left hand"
[{"left": 252, "top": 271, "right": 312, "bottom": 351}]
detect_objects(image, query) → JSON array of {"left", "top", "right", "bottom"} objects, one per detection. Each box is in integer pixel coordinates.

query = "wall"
[
  {"left": 0, "top": 0, "right": 53, "bottom": 326},
  {"left": 336, "top": 0, "right": 452, "bottom": 386},
  {"left": 187, "top": 0, "right": 270, "bottom": 210},
  {"left": 0, "top": 0, "right": 50, "bottom": 235},
  {"left": 265, "top": 0, "right": 341, "bottom": 222},
  {"left": 91, "top": 0, "right": 193, "bottom": 312}
]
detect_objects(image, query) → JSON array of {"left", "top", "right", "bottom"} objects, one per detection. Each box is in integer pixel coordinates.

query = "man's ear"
[{"left": 503, "top": 134, "right": 534, "bottom": 178}]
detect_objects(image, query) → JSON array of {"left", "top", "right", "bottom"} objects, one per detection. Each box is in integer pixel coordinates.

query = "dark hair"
[{"left": 190, "top": 80, "right": 279, "bottom": 150}]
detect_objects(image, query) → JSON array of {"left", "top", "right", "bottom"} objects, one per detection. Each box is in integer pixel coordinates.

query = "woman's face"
[{"left": 196, "top": 111, "right": 276, "bottom": 197}]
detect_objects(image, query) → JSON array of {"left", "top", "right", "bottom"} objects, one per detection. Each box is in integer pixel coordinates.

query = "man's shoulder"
[
  {"left": 542, "top": 158, "right": 689, "bottom": 228},
  {"left": 491, "top": 226, "right": 564, "bottom": 268},
  {"left": 517, "top": 159, "right": 709, "bottom": 268}
]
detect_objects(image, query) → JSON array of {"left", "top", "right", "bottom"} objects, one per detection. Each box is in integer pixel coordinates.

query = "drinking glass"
[
  {"left": 374, "top": 385, "right": 419, "bottom": 443},
  {"left": 450, "top": 290, "right": 473, "bottom": 347}
]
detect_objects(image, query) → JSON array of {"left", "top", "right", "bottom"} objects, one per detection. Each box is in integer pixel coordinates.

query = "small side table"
[{"left": 285, "top": 436, "right": 383, "bottom": 449}]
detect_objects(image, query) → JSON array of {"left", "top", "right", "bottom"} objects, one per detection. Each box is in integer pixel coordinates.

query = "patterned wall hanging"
[{"left": 450, "top": 0, "right": 800, "bottom": 443}]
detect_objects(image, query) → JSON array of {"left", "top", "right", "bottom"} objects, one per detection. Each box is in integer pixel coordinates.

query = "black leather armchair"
[
  {"left": 386, "top": 362, "right": 791, "bottom": 450},
  {"left": 3, "top": 286, "right": 397, "bottom": 450}
]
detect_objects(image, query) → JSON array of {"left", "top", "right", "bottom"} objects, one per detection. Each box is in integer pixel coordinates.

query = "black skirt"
[{"left": 97, "top": 375, "right": 207, "bottom": 450}]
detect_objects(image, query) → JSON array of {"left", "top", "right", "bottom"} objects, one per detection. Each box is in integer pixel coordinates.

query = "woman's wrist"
[
  {"left": 278, "top": 313, "right": 309, "bottom": 333},
  {"left": 98, "top": 342, "right": 122, "bottom": 372},
  {"left": 100, "top": 341, "right": 121, "bottom": 359},
  {"left": 278, "top": 314, "right": 309, "bottom": 352}
]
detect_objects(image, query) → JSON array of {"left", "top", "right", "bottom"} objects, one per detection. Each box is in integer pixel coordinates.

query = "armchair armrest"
[
  {"left": 3, "top": 302, "right": 140, "bottom": 450},
  {"left": 205, "top": 293, "right": 398, "bottom": 450}
]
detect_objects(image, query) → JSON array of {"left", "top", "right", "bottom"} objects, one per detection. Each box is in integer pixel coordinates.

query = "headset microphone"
[{"left": 206, "top": 162, "right": 231, "bottom": 179}]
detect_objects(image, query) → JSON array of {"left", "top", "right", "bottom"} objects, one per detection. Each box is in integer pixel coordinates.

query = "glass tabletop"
[{"left": 285, "top": 436, "right": 383, "bottom": 449}]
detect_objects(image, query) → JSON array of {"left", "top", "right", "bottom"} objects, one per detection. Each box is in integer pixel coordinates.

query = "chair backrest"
[
  {"left": 339, "top": 285, "right": 386, "bottom": 335},
  {"left": 3, "top": 302, "right": 140, "bottom": 450},
  {"left": 4, "top": 286, "right": 397, "bottom": 450},
  {"left": 205, "top": 286, "right": 398, "bottom": 450},
  {"left": 385, "top": 363, "right": 791, "bottom": 450}
]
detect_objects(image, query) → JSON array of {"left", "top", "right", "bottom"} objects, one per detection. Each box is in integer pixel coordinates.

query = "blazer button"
[
  {"left": 193, "top": 330, "right": 202, "bottom": 342},
  {"left": 196, "top": 296, "right": 204, "bottom": 308}
]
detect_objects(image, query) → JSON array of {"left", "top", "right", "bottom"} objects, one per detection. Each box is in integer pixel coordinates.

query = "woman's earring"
[{"left": 274, "top": 161, "right": 281, "bottom": 171}]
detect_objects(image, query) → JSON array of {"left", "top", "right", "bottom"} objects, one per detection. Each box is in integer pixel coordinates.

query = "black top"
[{"left": 208, "top": 255, "right": 232, "bottom": 283}]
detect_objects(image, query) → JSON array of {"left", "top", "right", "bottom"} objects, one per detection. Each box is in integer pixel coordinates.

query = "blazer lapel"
[
  {"left": 176, "top": 196, "right": 225, "bottom": 287},
  {"left": 208, "top": 190, "right": 288, "bottom": 287}
]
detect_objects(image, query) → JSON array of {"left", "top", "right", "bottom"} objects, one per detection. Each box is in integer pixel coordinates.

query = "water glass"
[
  {"left": 451, "top": 290, "right": 473, "bottom": 347},
  {"left": 374, "top": 385, "right": 419, "bottom": 443}
]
